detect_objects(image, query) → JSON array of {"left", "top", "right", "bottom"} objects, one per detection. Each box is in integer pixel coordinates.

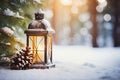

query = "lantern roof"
[
  {"left": 28, "top": 19, "right": 55, "bottom": 33},
  {"left": 26, "top": 9, "right": 55, "bottom": 34}
]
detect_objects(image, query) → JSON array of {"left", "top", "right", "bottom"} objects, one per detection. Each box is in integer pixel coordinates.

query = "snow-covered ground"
[{"left": 0, "top": 46, "right": 120, "bottom": 80}]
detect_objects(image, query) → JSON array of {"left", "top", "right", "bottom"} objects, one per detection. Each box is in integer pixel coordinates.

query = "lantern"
[{"left": 24, "top": 9, "right": 55, "bottom": 68}]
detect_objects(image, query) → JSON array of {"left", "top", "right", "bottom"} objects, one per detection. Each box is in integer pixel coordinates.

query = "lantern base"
[{"left": 30, "top": 63, "right": 55, "bottom": 69}]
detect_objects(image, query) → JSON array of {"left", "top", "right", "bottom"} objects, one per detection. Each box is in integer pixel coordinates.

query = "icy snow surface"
[{"left": 0, "top": 46, "right": 120, "bottom": 80}]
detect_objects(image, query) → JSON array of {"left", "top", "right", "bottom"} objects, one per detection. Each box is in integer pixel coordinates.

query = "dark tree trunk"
[
  {"left": 88, "top": 0, "right": 98, "bottom": 47},
  {"left": 69, "top": 11, "right": 74, "bottom": 45},
  {"left": 113, "top": 0, "right": 120, "bottom": 47}
]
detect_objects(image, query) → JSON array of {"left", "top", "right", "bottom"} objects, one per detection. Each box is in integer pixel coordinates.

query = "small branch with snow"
[
  {"left": 0, "top": 27, "right": 14, "bottom": 36},
  {"left": 4, "top": 8, "right": 24, "bottom": 19},
  {"left": 34, "top": 0, "right": 41, "bottom": 4}
]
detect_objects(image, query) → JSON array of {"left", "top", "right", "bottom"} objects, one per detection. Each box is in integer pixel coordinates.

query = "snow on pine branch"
[
  {"left": 0, "top": 27, "right": 14, "bottom": 36},
  {"left": 34, "top": 0, "right": 41, "bottom": 4},
  {"left": 4, "top": 8, "right": 24, "bottom": 19}
]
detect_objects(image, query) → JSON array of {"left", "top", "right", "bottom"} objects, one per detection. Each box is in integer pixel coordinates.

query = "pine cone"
[{"left": 10, "top": 47, "right": 33, "bottom": 70}]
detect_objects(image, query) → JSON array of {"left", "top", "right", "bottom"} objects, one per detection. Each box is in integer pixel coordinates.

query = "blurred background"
[
  {"left": 0, "top": 0, "right": 120, "bottom": 58},
  {"left": 44, "top": 0, "right": 120, "bottom": 47}
]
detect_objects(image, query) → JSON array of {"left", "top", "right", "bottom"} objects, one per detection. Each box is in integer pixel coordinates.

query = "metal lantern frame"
[
  {"left": 25, "top": 29, "right": 55, "bottom": 69},
  {"left": 24, "top": 9, "right": 55, "bottom": 69}
]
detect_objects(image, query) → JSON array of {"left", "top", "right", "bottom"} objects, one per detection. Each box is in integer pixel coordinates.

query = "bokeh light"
[
  {"left": 96, "top": 0, "right": 107, "bottom": 13},
  {"left": 104, "top": 14, "right": 111, "bottom": 22},
  {"left": 71, "top": 6, "right": 78, "bottom": 14},
  {"left": 97, "top": 0, "right": 106, "bottom": 3}
]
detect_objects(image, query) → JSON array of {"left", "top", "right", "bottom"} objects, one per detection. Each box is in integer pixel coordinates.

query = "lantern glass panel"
[{"left": 29, "top": 36, "right": 44, "bottom": 63}]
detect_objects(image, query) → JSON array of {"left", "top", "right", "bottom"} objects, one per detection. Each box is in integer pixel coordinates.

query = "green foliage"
[{"left": 0, "top": 0, "right": 43, "bottom": 58}]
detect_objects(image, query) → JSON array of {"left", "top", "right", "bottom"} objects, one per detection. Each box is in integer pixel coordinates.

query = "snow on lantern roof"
[
  {"left": 35, "top": 9, "right": 44, "bottom": 14},
  {"left": 28, "top": 19, "right": 55, "bottom": 32},
  {"left": 25, "top": 9, "right": 55, "bottom": 34}
]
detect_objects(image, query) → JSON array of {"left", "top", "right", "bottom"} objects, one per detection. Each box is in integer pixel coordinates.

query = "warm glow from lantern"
[{"left": 29, "top": 36, "right": 45, "bottom": 63}]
